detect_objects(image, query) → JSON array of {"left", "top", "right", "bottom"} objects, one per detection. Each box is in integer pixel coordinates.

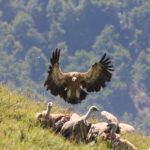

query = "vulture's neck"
[
  {"left": 45, "top": 106, "right": 51, "bottom": 117},
  {"left": 82, "top": 107, "right": 94, "bottom": 120}
]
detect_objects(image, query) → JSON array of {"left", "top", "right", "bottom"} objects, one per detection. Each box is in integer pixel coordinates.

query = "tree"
[
  {"left": 13, "top": 11, "right": 34, "bottom": 36},
  {"left": 25, "top": 46, "right": 47, "bottom": 82}
]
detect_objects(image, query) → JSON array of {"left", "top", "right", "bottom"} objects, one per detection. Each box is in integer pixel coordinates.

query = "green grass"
[{"left": 0, "top": 85, "right": 150, "bottom": 150}]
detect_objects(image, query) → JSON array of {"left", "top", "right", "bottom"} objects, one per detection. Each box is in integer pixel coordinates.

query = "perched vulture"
[
  {"left": 87, "top": 111, "right": 135, "bottom": 144},
  {"left": 101, "top": 111, "right": 135, "bottom": 133},
  {"left": 44, "top": 49, "right": 114, "bottom": 104},
  {"left": 36, "top": 102, "right": 71, "bottom": 128},
  {"left": 35, "top": 102, "right": 53, "bottom": 128},
  {"left": 60, "top": 106, "right": 98, "bottom": 142}
]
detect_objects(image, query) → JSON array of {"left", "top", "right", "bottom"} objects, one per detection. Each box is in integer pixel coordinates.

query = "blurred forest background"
[{"left": 0, "top": 0, "right": 150, "bottom": 135}]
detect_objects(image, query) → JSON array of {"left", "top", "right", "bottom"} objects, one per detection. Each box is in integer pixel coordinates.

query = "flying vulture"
[{"left": 44, "top": 49, "right": 114, "bottom": 104}]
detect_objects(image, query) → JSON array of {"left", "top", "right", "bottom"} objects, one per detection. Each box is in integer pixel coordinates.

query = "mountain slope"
[{"left": 0, "top": 85, "right": 150, "bottom": 150}]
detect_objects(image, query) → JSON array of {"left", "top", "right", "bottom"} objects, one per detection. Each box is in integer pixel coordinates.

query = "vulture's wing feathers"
[
  {"left": 80, "top": 53, "right": 114, "bottom": 92},
  {"left": 44, "top": 49, "right": 67, "bottom": 100}
]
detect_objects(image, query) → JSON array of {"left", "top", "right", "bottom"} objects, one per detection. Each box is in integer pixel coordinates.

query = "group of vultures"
[
  {"left": 35, "top": 102, "right": 137, "bottom": 150},
  {"left": 37, "top": 49, "right": 137, "bottom": 149}
]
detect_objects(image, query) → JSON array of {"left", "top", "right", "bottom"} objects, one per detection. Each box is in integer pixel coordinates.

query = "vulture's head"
[
  {"left": 90, "top": 106, "right": 99, "bottom": 112},
  {"left": 72, "top": 76, "right": 77, "bottom": 82},
  {"left": 47, "top": 102, "right": 53, "bottom": 108}
]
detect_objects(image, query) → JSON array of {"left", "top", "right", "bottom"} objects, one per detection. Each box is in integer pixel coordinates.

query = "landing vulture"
[{"left": 44, "top": 49, "right": 114, "bottom": 104}]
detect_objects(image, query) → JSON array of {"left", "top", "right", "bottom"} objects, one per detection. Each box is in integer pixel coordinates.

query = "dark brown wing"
[
  {"left": 79, "top": 53, "right": 114, "bottom": 92},
  {"left": 44, "top": 49, "right": 67, "bottom": 100}
]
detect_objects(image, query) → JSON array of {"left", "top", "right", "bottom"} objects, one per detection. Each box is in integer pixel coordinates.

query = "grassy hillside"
[{"left": 0, "top": 85, "right": 150, "bottom": 150}]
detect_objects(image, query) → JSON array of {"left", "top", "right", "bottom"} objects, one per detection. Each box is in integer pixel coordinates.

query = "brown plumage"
[
  {"left": 35, "top": 102, "right": 53, "bottom": 128},
  {"left": 110, "top": 134, "right": 137, "bottom": 150},
  {"left": 44, "top": 49, "right": 114, "bottom": 104},
  {"left": 87, "top": 122, "right": 108, "bottom": 144},
  {"left": 101, "top": 111, "right": 135, "bottom": 133},
  {"left": 49, "top": 113, "right": 71, "bottom": 128},
  {"left": 35, "top": 102, "right": 71, "bottom": 128},
  {"left": 54, "top": 112, "right": 81, "bottom": 133},
  {"left": 87, "top": 111, "right": 135, "bottom": 144},
  {"left": 53, "top": 114, "right": 71, "bottom": 133},
  {"left": 60, "top": 106, "right": 99, "bottom": 142}
]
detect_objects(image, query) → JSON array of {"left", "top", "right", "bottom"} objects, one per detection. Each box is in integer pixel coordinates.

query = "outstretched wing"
[
  {"left": 44, "top": 49, "right": 67, "bottom": 99},
  {"left": 79, "top": 53, "right": 114, "bottom": 92}
]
